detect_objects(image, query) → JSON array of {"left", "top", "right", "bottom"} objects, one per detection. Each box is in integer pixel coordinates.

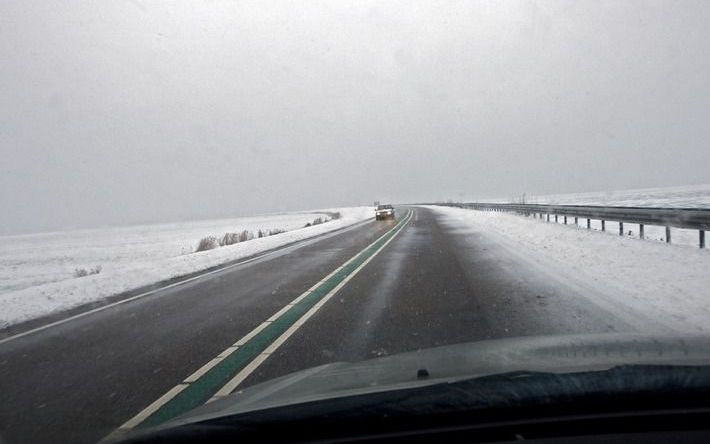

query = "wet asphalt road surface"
[{"left": 0, "top": 207, "right": 637, "bottom": 444}]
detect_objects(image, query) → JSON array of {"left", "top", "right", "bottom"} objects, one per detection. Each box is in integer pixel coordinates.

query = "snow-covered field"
[
  {"left": 479, "top": 184, "right": 710, "bottom": 248},
  {"left": 425, "top": 205, "right": 710, "bottom": 334},
  {"left": 0, "top": 207, "right": 373, "bottom": 328},
  {"left": 498, "top": 184, "right": 710, "bottom": 208}
]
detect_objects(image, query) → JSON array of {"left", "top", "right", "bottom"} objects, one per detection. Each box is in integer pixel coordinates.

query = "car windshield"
[{"left": 2, "top": 1, "right": 710, "bottom": 444}]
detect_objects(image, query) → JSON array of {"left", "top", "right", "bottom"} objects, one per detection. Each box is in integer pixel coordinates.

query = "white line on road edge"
[
  {"left": 0, "top": 218, "right": 374, "bottom": 346},
  {"left": 106, "top": 211, "right": 412, "bottom": 440},
  {"left": 118, "top": 384, "right": 190, "bottom": 430}
]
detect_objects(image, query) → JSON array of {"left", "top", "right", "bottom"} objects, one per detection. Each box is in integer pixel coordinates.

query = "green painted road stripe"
[{"left": 137, "top": 210, "right": 412, "bottom": 429}]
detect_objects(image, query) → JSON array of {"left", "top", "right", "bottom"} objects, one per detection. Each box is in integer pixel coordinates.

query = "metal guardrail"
[{"left": 431, "top": 202, "right": 710, "bottom": 248}]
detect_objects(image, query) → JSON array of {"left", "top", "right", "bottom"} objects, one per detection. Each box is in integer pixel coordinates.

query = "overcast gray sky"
[{"left": 2, "top": 0, "right": 709, "bottom": 235}]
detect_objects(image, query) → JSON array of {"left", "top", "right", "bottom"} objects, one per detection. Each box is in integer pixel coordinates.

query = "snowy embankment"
[
  {"left": 0, "top": 207, "right": 373, "bottom": 328},
  {"left": 424, "top": 205, "right": 710, "bottom": 334},
  {"left": 481, "top": 184, "right": 710, "bottom": 208},
  {"left": 479, "top": 184, "right": 710, "bottom": 247},
  {"left": 524, "top": 184, "right": 710, "bottom": 208}
]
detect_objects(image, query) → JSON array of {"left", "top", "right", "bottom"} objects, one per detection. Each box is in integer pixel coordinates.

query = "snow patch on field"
[
  {"left": 424, "top": 206, "right": 710, "bottom": 334},
  {"left": 475, "top": 184, "right": 710, "bottom": 247},
  {"left": 0, "top": 207, "right": 373, "bottom": 328},
  {"left": 484, "top": 184, "right": 710, "bottom": 208}
]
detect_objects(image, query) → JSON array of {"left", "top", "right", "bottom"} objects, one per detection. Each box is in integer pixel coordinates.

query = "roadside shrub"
[
  {"left": 330, "top": 212, "right": 341, "bottom": 220},
  {"left": 305, "top": 216, "right": 330, "bottom": 227},
  {"left": 199, "top": 227, "right": 286, "bottom": 252},
  {"left": 219, "top": 232, "right": 240, "bottom": 246},
  {"left": 196, "top": 236, "right": 218, "bottom": 252},
  {"left": 74, "top": 265, "right": 102, "bottom": 278}
]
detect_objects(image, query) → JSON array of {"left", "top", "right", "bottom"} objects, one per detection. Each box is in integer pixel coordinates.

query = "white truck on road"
[{"left": 375, "top": 204, "right": 395, "bottom": 221}]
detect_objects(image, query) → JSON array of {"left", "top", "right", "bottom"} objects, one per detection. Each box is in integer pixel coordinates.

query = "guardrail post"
[
  {"left": 546, "top": 214, "right": 550, "bottom": 222},
  {"left": 587, "top": 218, "right": 591, "bottom": 229},
  {"left": 665, "top": 226, "right": 671, "bottom": 243},
  {"left": 555, "top": 215, "right": 558, "bottom": 223},
  {"left": 564, "top": 216, "right": 567, "bottom": 224},
  {"left": 619, "top": 222, "right": 623, "bottom": 236},
  {"left": 639, "top": 224, "right": 644, "bottom": 239},
  {"left": 574, "top": 217, "right": 578, "bottom": 225},
  {"left": 601, "top": 220, "right": 605, "bottom": 231},
  {"left": 701, "top": 230, "right": 706, "bottom": 249}
]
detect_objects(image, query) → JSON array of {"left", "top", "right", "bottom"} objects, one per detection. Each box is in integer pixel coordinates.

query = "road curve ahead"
[{"left": 0, "top": 207, "right": 640, "bottom": 444}]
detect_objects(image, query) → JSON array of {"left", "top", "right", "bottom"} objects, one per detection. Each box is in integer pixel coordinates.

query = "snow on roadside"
[
  {"left": 464, "top": 185, "right": 710, "bottom": 247},
  {"left": 0, "top": 207, "right": 373, "bottom": 328},
  {"left": 481, "top": 184, "right": 710, "bottom": 208},
  {"left": 423, "top": 205, "right": 710, "bottom": 334}
]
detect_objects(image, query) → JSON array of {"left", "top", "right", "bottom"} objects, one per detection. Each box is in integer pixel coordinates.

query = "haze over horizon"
[{"left": 3, "top": 1, "right": 710, "bottom": 235}]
